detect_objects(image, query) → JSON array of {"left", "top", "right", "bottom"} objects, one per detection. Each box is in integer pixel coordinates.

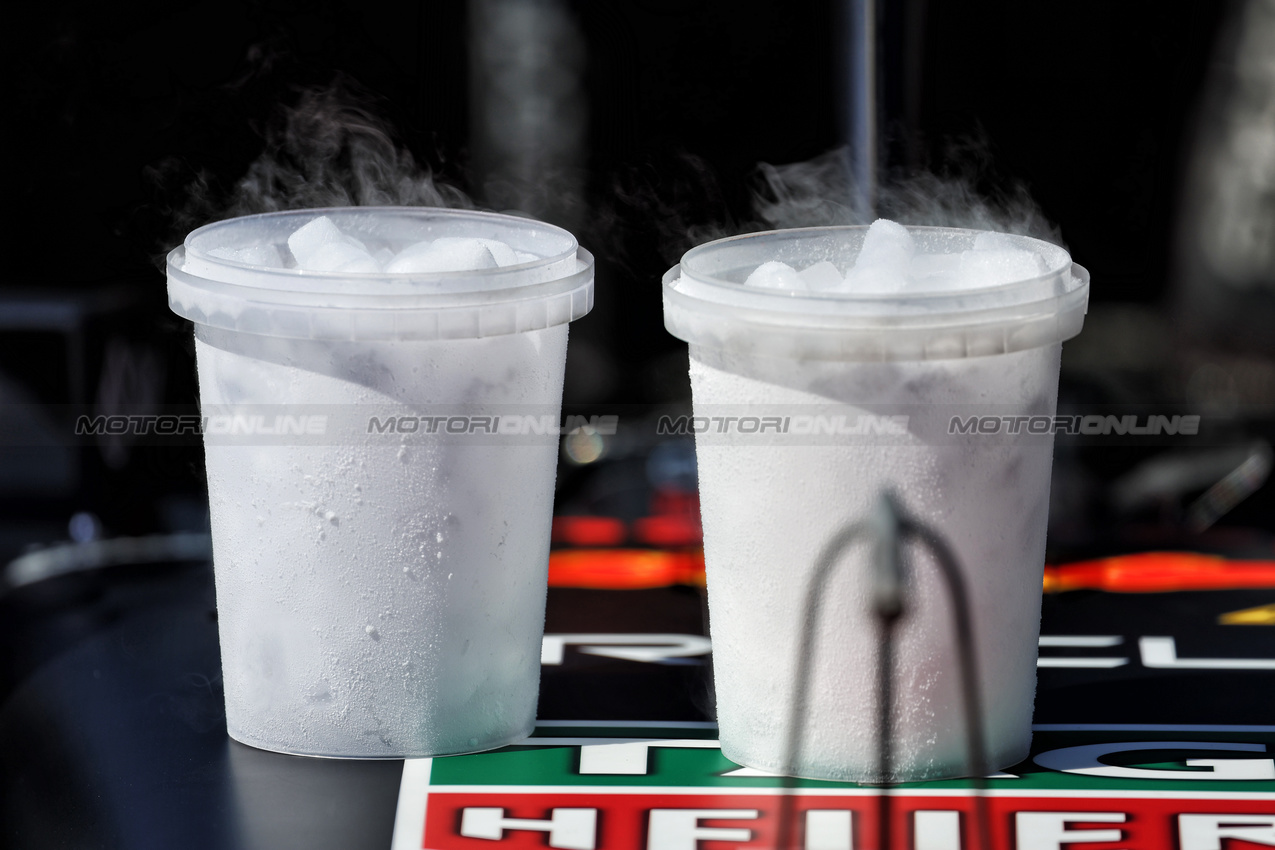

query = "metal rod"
[
  {"left": 899, "top": 518, "right": 991, "bottom": 849},
  {"left": 776, "top": 494, "right": 991, "bottom": 850},
  {"left": 776, "top": 518, "right": 871, "bottom": 848},
  {"left": 875, "top": 612, "right": 899, "bottom": 849},
  {"left": 874, "top": 495, "right": 903, "bottom": 850},
  {"left": 842, "top": 0, "right": 878, "bottom": 219}
]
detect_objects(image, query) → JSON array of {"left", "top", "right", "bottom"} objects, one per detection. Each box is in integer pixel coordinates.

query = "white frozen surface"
[
  {"left": 744, "top": 261, "right": 802, "bottom": 290},
  {"left": 195, "top": 324, "right": 568, "bottom": 757},
  {"left": 841, "top": 219, "right": 917, "bottom": 294},
  {"left": 745, "top": 261, "right": 848, "bottom": 292},
  {"left": 208, "top": 243, "right": 285, "bottom": 268},
  {"left": 467, "top": 237, "right": 521, "bottom": 267},
  {"left": 958, "top": 248, "right": 1048, "bottom": 287},
  {"left": 855, "top": 219, "right": 915, "bottom": 271},
  {"left": 797, "top": 261, "right": 844, "bottom": 292},
  {"left": 689, "top": 342, "right": 1060, "bottom": 781},
  {"left": 909, "top": 251, "right": 961, "bottom": 281},
  {"left": 843, "top": 265, "right": 911, "bottom": 294},
  {"left": 286, "top": 216, "right": 380, "bottom": 273},
  {"left": 386, "top": 238, "right": 498, "bottom": 274},
  {"left": 738, "top": 220, "right": 1051, "bottom": 296},
  {"left": 972, "top": 231, "right": 1021, "bottom": 252}
]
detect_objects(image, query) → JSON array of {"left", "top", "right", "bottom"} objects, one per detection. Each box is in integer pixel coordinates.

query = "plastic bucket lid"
[
  {"left": 663, "top": 225, "right": 1089, "bottom": 361},
  {"left": 167, "top": 207, "right": 594, "bottom": 341}
]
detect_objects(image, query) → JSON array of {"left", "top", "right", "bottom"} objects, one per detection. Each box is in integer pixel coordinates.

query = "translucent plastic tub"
[
  {"left": 168, "top": 207, "right": 593, "bottom": 757},
  {"left": 663, "top": 225, "right": 1088, "bottom": 781}
]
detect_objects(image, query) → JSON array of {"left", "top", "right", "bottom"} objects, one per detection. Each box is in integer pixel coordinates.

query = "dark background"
[
  {"left": 4, "top": 0, "right": 1268, "bottom": 550},
  {"left": 6, "top": 1, "right": 1229, "bottom": 294}
]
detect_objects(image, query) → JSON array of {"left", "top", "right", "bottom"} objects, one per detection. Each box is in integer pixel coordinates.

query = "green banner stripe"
[{"left": 429, "top": 731, "right": 1275, "bottom": 793}]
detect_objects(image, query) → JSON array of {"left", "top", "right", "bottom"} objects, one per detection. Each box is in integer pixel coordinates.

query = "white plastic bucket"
[
  {"left": 168, "top": 207, "right": 593, "bottom": 758},
  {"left": 664, "top": 225, "right": 1087, "bottom": 781}
]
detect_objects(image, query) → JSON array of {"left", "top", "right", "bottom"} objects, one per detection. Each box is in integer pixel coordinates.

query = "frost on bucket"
[
  {"left": 167, "top": 207, "right": 593, "bottom": 758},
  {"left": 663, "top": 221, "right": 1089, "bottom": 782}
]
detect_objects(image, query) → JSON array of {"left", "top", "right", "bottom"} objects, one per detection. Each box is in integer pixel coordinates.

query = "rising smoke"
[
  {"left": 603, "top": 137, "right": 1061, "bottom": 275},
  {"left": 604, "top": 151, "right": 747, "bottom": 268},
  {"left": 227, "top": 84, "right": 472, "bottom": 215},
  {"left": 156, "top": 72, "right": 1058, "bottom": 270},
  {"left": 153, "top": 78, "right": 471, "bottom": 254},
  {"left": 753, "top": 142, "right": 1060, "bottom": 242}
]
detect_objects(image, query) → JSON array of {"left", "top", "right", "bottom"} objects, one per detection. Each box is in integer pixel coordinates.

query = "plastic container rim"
[
  {"left": 166, "top": 207, "right": 595, "bottom": 340},
  {"left": 168, "top": 246, "right": 595, "bottom": 310},
  {"left": 662, "top": 224, "right": 1090, "bottom": 358},
  {"left": 675, "top": 224, "right": 1074, "bottom": 303},
  {"left": 177, "top": 206, "right": 582, "bottom": 295}
]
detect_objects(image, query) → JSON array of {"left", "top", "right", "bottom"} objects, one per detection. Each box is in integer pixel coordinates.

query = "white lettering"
[
  {"left": 915, "top": 810, "right": 961, "bottom": 850},
  {"left": 1179, "top": 814, "right": 1275, "bottom": 849},
  {"left": 1140, "top": 636, "right": 1275, "bottom": 669},
  {"left": 541, "top": 634, "right": 712, "bottom": 665},
  {"left": 806, "top": 810, "right": 852, "bottom": 850},
  {"left": 719, "top": 765, "right": 785, "bottom": 777},
  {"left": 646, "top": 810, "right": 757, "bottom": 850},
  {"left": 578, "top": 739, "right": 721, "bottom": 775},
  {"left": 1015, "top": 812, "right": 1125, "bottom": 850},
  {"left": 1034, "top": 741, "right": 1275, "bottom": 780},
  {"left": 1038, "top": 635, "right": 1124, "bottom": 646},
  {"left": 460, "top": 807, "right": 597, "bottom": 849},
  {"left": 1037, "top": 635, "right": 1129, "bottom": 668}
]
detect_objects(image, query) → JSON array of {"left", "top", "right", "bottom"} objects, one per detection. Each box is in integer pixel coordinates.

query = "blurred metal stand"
[
  {"left": 1173, "top": 0, "right": 1275, "bottom": 353},
  {"left": 2, "top": 532, "right": 211, "bottom": 595},
  {"left": 1110, "top": 440, "right": 1273, "bottom": 532},
  {"left": 776, "top": 492, "right": 991, "bottom": 850},
  {"left": 468, "top": 0, "right": 587, "bottom": 229}
]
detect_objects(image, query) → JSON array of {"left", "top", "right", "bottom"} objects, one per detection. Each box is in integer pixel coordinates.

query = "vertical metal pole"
[
  {"left": 872, "top": 495, "right": 903, "bottom": 850},
  {"left": 841, "top": 0, "right": 879, "bottom": 219},
  {"left": 900, "top": 519, "right": 991, "bottom": 850}
]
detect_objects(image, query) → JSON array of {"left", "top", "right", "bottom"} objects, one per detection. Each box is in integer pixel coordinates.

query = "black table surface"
[{"left": 2, "top": 558, "right": 1274, "bottom": 849}]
